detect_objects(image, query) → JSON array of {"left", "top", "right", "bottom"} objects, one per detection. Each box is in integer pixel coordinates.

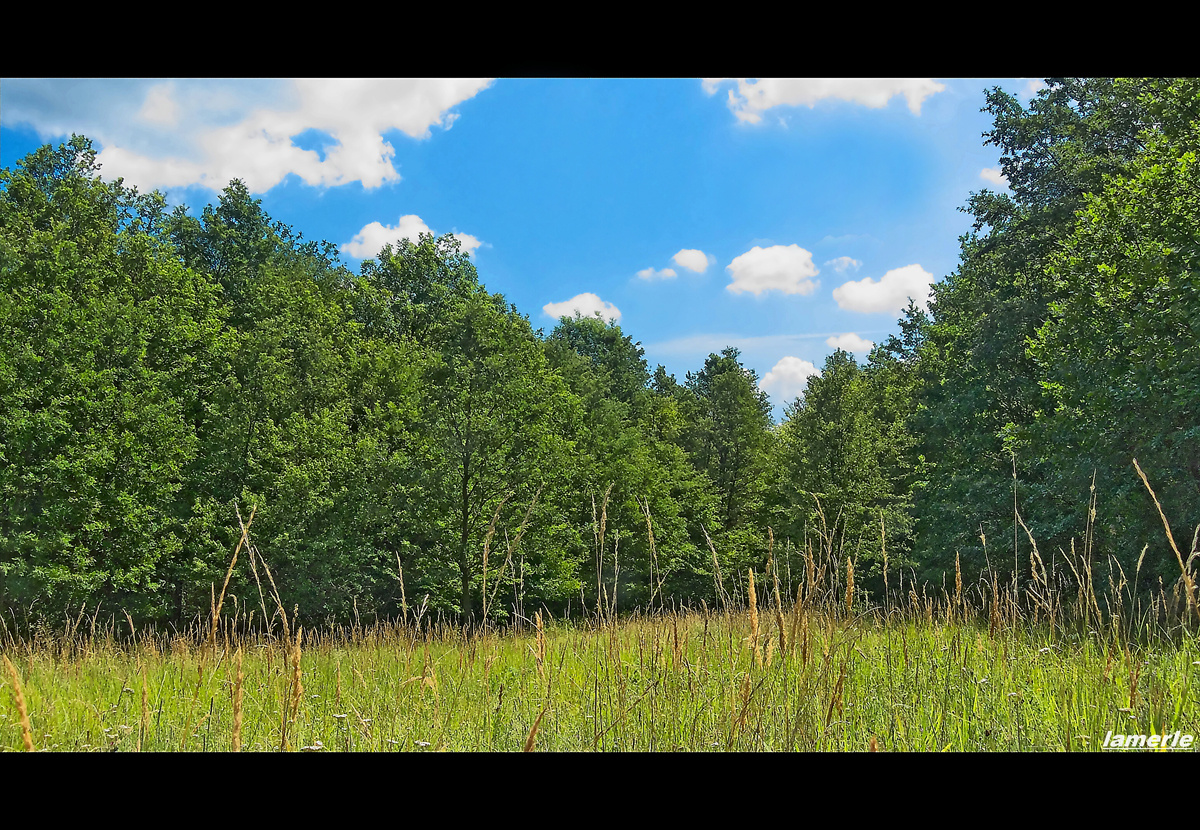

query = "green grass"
[{"left": 3, "top": 598, "right": 1197, "bottom": 751}]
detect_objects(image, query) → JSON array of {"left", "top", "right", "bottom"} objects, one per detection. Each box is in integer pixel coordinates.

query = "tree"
[
  {"left": 419, "top": 291, "right": 579, "bottom": 624},
  {"left": 545, "top": 313, "right": 651, "bottom": 406},
  {"left": 769, "top": 348, "right": 918, "bottom": 596},
  {"left": 0, "top": 137, "right": 228, "bottom": 620},
  {"left": 1028, "top": 98, "right": 1200, "bottom": 585},
  {"left": 906, "top": 79, "right": 1190, "bottom": 583},
  {"left": 684, "top": 348, "right": 773, "bottom": 538},
  {"left": 544, "top": 318, "right": 714, "bottom": 612}
]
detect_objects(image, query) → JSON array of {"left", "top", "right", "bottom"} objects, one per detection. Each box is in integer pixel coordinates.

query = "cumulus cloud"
[
  {"left": 832, "top": 264, "right": 934, "bottom": 313},
  {"left": 825, "top": 333, "right": 875, "bottom": 354},
  {"left": 1023, "top": 79, "right": 1047, "bottom": 98},
  {"left": 824, "top": 256, "right": 862, "bottom": 274},
  {"left": 341, "top": 215, "right": 483, "bottom": 260},
  {"left": 636, "top": 266, "right": 678, "bottom": 280},
  {"left": 543, "top": 293, "right": 621, "bottom": 323},
  {"left": 760, "top": 357, "right": 821, "bottom": 405},
  {"left": 726, "top": 244, "right": 820, "bottom": 296},
  {"left": 139, "top": 83, "right": 179, "bottom": 126},
  {"left": 3, "top": 78, "right": 495, "bottom": 194},
  {"left": 672, "top": 249, "right": 713, "bottom": 273},
  {"left": 703, "top": 78, "right": 947, "bottom": 123},
  {"left": 451, "top": 232, "right": 484, "bottom": 255},
  {"left": 980, "top": 167, "right": 1009, "bottom": 188}
]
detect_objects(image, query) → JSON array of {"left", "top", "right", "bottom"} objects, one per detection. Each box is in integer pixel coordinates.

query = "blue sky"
[{"left": 0, "top": 77, "right": 1043, "bottom": 419}]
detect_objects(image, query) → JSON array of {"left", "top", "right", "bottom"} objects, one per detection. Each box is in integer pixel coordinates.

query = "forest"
[{"left": 2, "top": 77, "right": 1198, "bottom": 633}]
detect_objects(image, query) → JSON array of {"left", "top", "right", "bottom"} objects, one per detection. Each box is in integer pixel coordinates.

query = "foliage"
[
  {"left": 3, "top": 79, "right": 1197, "bottom": 627},
  {"left": 0, "top": 137, "right": 228, "bottom": 618}
]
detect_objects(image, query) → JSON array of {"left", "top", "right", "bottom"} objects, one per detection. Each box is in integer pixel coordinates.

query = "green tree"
[
  {"left": 419, "top": 291, "right": 580, "bottom": 624},
  {"left": 907, "top": 79, "right": 1190, "bottom": 584},
  {"left": 0, "top": 137, "right": 228, "bottom": 620},
  {"left": 1028, "top": 102, "right": 1200, "bottom": 586},
  {"left": 769, "top": 348, "right": 918, "bottom": 596},
  {"left": 684, "top": 348, "right": 773, "bottom": 535},
  {"left": 544, "top": 318, "right": 714, "bottom": 612}
]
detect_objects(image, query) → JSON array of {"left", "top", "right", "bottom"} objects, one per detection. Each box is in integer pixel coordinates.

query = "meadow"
[{"left": 4, "top": 544, "right": 1197, "bottom": 753}]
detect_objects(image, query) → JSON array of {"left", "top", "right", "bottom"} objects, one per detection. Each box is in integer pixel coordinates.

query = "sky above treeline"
[{"left": 0, "top": 77, "right": 1044, "bottom": 419}]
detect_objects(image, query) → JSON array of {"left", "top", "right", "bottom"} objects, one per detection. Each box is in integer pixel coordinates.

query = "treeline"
[{"left": 2, "top": 78, "right": 1197, "bottom": 628}]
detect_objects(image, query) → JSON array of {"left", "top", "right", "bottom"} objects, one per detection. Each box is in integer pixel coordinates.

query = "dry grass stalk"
[
  {"left": 641, "top": 498, "right": 663, "bottom": 608},
  {"left": 748, "top": 570, "right": 762, "bottom": 668},
  {"left": 139, "top": 662, "right": 149, "bottom": 752},
  {"left": 3, "top": 654, "right": 34, "bottom": 752},
  {"left": 703, "top": 525, "right": 727, "bottom": 609},
  {"left": 611, "top": 530, "right": 621, "bottom": 620},
  {"left": 124, "top": 609, "right": 137, "bottom": 648},
  {"left": 732, "top": 671, "right": 753, "bottom": 746},
  {"left": 1133, "top": 458, "right": 1197, "bottom": 621},
  {"left": 954, "top": 552, "right": 963, "bottom": 616},
  {"left": 845, "top": 557, "right": 855, "bottom": 615},
  {"left": 232, "top": 647, "right": 244, "bottom": 752},
  {"left": 281, "top": 626, "right": 304, "bottom": 751},
  {"left": 210, "top": 505, "right": 256, "bottom": 653},
  {"left": 773, "top": 574, "right": 787, "bottom": 658},
  {"left": 880, "top": 512, "right": 889, "bottom": 605},
  {"left": 396, "top": 553, "right": 408, "bottom": 624},
  {"left": 825, "top": 655, "right": 849, "bottom": 728},
  {"left": 672, "top": 615, "right": 681, "bottom": 668},
  {"left": 480, "top": 494, "right": 510, "bottom": 622},
  {"left": 593, "top": 484, "right": 613, "bottom": 622},
  {"left": 790, "top": 584, "right": 804, "bottom": 659},
  {"left": 805, "top": 538, "right": 816, "bottom": 602},
  {"left": 524, "top": 706, "right": 547, "bottom": 752},
  {"left": 766, "top": 527, "right": 775, "bottom": 581},
  {"left": 256, "top": 547, "right": 289, "bottom": 643},
  {"left": 1015, "top": 508, "right": 1050, "bottom": 620},
  {"left": 535, "top": 611, "right": 546, "bottom": 680},
  {"left": 490, "top": 487, "right": 542, "bottom": 622},
  {"left": 245, "top": 523, "right": 271, "bottom": 633}
]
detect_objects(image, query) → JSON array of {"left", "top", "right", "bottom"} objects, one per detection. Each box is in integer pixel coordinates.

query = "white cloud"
[
  {"left": 726, "top": 244, "right": 819, "bottom": 296},
  {"left": 636, "top": 266, "right": 678, "bottom": 280},
  {"left": 139, "top": 83, "right": 179, "bottom": 126},
  {"left": 1023, "top": 79, "right": 1047, "bottom": 98},
  {"left": 824, "top": 256, "right": 862, "bottom": 274},
  {"left": 703, "top": 78, "right": 947, "bottom": 123},
  {"left": 340, "top": 215, "right": 483, "bottom": 260},
  {"left": 832, "top": 263, "right": 934, "bottom": 314},
  {"left": 4, "top": 79, "right": 495, "bottom": 194},
  {"left": 543, "top": 293, "right": 621, "bottom": 323},
  {"left": 825, "top": 333, "right": 875, "bottom": 354},
  {"left": 672, "top": 249, "right": 712, "bottom": 273},
  {"left": 451, "top": 232, "right": 484, "bottom": 256},
  {"left": 760, "top": 357, "right": 822, "bottom": 405},
  {"left": 980, "top": 167, "right": 1009, "bottom": 188},
  {"left": 820, "top": 233, "right": 871, "bottom": 245}
]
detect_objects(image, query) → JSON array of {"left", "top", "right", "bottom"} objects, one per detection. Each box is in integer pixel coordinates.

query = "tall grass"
[
  {"left": 2, "top": 465, "right": 1197, "bottom": 752},
  {"left": 1, "top": 534, "right": 1195, "bottom": 752}
]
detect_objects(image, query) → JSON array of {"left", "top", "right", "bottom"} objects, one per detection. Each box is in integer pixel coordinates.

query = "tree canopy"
[{"left": 3, "top": 80, "right": 1197, "bottom": 628}]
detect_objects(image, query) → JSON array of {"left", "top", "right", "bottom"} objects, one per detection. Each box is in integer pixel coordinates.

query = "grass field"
[{"left": 3, "top": 568, "right": 1197, "bottom": 751}]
